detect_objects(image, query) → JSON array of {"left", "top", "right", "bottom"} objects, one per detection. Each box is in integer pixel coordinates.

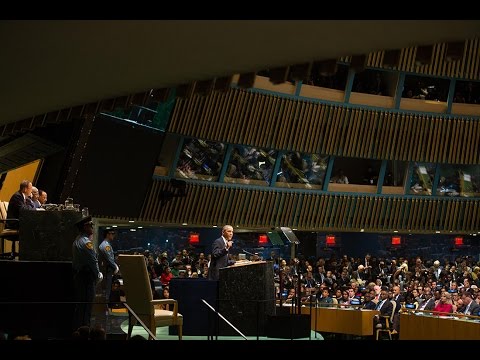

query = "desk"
[
  {"left": 19, "top": 210, "right": 82, "bottom": 261},
  {"left": 299, "top": 306, "right": 379, "bottom": 336},
  {"left": 400, "top": 313, "right": 480, "bottom": 340}
]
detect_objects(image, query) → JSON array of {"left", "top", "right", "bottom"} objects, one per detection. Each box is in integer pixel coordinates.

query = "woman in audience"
[{"left": 433, "top": 292, "right": 453, "bottom": 314}]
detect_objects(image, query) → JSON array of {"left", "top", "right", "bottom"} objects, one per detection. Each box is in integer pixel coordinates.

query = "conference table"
[
  {"left": 294, "top": 305, "right": 379, "bottom": 336},
  {"left": 400, "top": 312, "right": 480, "bottom": 340}
]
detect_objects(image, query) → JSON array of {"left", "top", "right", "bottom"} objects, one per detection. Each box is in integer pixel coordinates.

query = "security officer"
[
  {"left": 72, "top": 216, "right": 103, "bottom": 329},
  {"left": 99, "top": 228, "right": 119, "bottom": 305}
]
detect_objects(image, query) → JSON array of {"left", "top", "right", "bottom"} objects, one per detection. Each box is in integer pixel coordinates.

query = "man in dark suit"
[
  {"left": 461, "top": 290, "right": 480, "bottom": 316},
  {"left": 208, "top": 224, "right": 234, "bottom": 281},
  {"left": 418, "top": 290, "right": 436, "bottom": 311},
  {"left": 6, "top": 179, "right": 35, "bottom": 228},
  {"left": 373, "top": 289, "right": 394, "bottom": 331}
]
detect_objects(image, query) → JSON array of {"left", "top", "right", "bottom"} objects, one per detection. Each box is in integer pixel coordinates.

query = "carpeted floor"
[{"left": 118, "top": 321, "right": 323, "bottom": 340}]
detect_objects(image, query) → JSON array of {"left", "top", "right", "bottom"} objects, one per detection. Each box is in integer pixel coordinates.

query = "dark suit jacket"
[
  {"left": 208, "top": 236, "right": 229, "bottom": 281},
  {"left": 465, "top": 301, "right": 480, "bottom": 316},
  {"left": 378, "top": 299, "right": 394, "bottom": 318},
  {"left": 375, "top": 299, "right": 394, "bottom": 327},
  {"left": 6, "top": 191, "right": 33, "bottom": 228},
  {"left": 392, "top": 294, "right": 405, "bottom": 313},
  {"left": 419, "top": 297, "right": 435, "bottom": 311}
]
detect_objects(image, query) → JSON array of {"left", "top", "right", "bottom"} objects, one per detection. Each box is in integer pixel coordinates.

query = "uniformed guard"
[
  {"left": 99, "top": 228, "right": 119, "bottom": 305},
  {"left": 72, "top": 216, "right": 103, "bottom": 329}
]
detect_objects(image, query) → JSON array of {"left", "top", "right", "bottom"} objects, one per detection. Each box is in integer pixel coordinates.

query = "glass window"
[
  {"left": 331, "top": 157, "right": 381, "bottom": 186},
  {"left": 383, "top": 160, "right": 408, "bottom": 187},
  {"left": 352, "top": 69, "right": 396, "bottom": 97},
  {"left": 224, "top": 145, "right": 277, "bottom": 186},
  {"left": 402, "top": 74, "right": 450, "bottom": 102},
  {"left": 437, "top": 164, "right": 480, "bottom": 197},
  {"left": 175, "top": 138, "right": 226, "bottom": 182},
  {"left": 409, "top": 162, "right": 436, "bottom": 196},
  {"left": 453, "top": 80, "right": 480, "bottom": 104},
  {"left": 276, "top": 152, "right": 328, "bottom": 189},
  {"left": 307, "top": 63, "right": 349, "bottom": 90}
]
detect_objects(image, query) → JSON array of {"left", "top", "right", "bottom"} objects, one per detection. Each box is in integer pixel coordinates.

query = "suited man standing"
[
  {"left": 6, "top": 180, "right": 35, "bottom": 228},
  {"left": 208, "top": 225, "right": 235, "bottom": 281}
]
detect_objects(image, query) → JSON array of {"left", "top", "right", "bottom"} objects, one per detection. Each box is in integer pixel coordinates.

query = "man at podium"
[{"left": 208, "top": 224, "right": 235, "bottom": 281}]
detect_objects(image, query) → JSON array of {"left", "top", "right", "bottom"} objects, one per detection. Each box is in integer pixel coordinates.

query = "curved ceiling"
[{"left": 1, "top": 20, "right": 480, "bottom": 126}]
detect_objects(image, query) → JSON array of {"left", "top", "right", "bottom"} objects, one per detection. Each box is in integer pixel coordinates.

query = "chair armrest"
[
  {"left": 151, "top": 299, "right": 179, "bottom": 315},
  {"left": 0, "top": 219, "right": 20, "bottom": 223}
]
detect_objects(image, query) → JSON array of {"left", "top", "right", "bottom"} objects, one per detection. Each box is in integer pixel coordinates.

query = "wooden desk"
[
  {"left": 400, "top": 313, "right": 480, "bottom": 340},
  {"left": 298, "top": 306, "right": 379, "bottom": 336}
]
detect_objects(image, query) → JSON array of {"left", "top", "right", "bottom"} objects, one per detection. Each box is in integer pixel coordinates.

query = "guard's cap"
[{"left": 75, "top": 215, "right": 93, "bottom": 229}]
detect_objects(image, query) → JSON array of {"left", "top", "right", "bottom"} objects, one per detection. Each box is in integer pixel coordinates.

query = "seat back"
[
  {"left": 0, "top": 201, "right": 8, "bottom": 231},
  {"left": 376, "top": 300, "right": 397, "bottom": 340},
  {"left": 389, "top": 300, "right": 397, "bottom": 325},
  {"left": 0, "top": 201, "right": 8, "bottom": 221},
  {"left": 118, "top": 255, "right": 154, "bottom": 316}
]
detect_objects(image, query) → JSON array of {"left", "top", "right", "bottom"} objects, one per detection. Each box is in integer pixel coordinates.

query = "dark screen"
[{"left": 71, "top": 115, "right": 164, "bottom": 218}]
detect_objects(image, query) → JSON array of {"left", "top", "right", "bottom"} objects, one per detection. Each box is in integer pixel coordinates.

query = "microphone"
[{"left": 241, "top": 249, "right": 255, "bottom": 257}]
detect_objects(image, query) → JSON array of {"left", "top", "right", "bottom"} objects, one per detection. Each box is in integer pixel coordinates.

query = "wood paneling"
[
  {"left": 167, "top": 88, "right": 480, "bottom": 165},
  {"left": 138, "top": 178, "right": 480, "bottom": 233}
]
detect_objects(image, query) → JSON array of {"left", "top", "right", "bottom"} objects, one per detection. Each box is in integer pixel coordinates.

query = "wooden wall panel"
[
  {"left": 138, "top": 179, "right": 480, "bottom": 233},
  {"left": 167, "top": 87, "right": 480, "bottom": 165}
]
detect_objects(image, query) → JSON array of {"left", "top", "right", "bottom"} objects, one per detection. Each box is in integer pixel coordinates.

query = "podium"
[
  {"left": 19, "top": 210, "right": 82, "bottom": 261},
  {"left": 218, "top": 260, "right": 275, "bottom": 336}
]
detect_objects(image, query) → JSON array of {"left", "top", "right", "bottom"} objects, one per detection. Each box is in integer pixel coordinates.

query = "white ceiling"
[{"left": 1, "top": 20, "right": 480, "bottom": 126}]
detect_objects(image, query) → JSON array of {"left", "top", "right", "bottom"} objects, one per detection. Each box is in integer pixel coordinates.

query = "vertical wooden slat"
[
  {"left": 317, "top": 195, "right": 328, "bottom": 228},
  {"left": 317, "top": 104, "right": 330, "bottom": 154},
  {"left": 167, "top": 100, "right": 182, "bottom": 132},
  {"left": 264, "top": 97, "right": 280, "bottom": 149},
  {"left": 304, "top": 103, "right": 319, "bottom": 153},
  {"left": 273, "top": 98, "right": 291, "bottom": 149},
  {"left": 472, "top": 120, "right": 480, "bottom": 164},
  {"left": 344, "top": 108, "right": 358, "bottom": 157},
  {"left": 298, "top": 102, "right": 314, "bottom": 153},
  {"left": 287, "top": 101, "right": 306, "bottom": 150}
]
